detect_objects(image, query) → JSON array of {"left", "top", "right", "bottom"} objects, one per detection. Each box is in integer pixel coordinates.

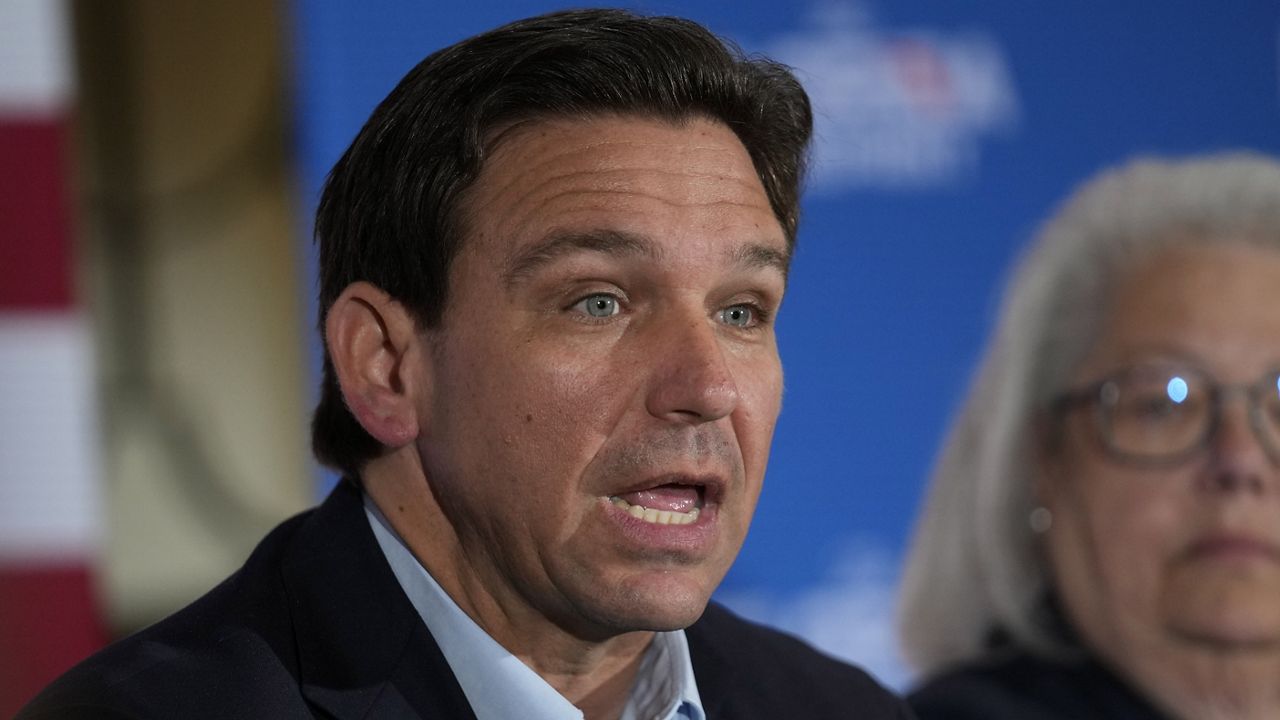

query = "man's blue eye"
[
  {"left": 721, "top": 305, "right": 753, "bottom": 327},
  {"left": 575, "top": 294, "right": 619, "bottom": 318}
]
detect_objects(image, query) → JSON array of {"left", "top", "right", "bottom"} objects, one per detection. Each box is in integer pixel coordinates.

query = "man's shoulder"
[
  {"left": 17, "top": 621, "right": 311, "bottom": 720},
  {"left": 18, "top": 509, "right": 318, "bottom": 719},
  {"left": 688, "top": 602, "right": 911, "bottom": 719}
]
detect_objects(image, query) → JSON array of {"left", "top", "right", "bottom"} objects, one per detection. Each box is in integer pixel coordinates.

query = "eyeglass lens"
[
  {"left": 1265, "top": 374, "right": 1280, "bottom": 450},
  {"left": 1100, "top": 367, "right": 1280, "bottom": 460}
]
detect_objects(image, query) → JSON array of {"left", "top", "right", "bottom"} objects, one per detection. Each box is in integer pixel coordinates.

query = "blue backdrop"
[{"left": 287, "top": 0, "right": 1280, "bottom": 686}]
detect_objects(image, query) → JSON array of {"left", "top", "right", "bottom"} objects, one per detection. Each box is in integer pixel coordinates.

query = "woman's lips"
[{"left": 1185, "top": 534, "right": 1280, "bottom": 563}]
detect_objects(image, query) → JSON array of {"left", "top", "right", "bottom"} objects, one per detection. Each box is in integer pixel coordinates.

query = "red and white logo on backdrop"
[
  {"left": 767, "top": 1, "right": 1020, "bottom": 191},
  {"left": 0, "top": 0, "right": 108, "bottom": 713}
]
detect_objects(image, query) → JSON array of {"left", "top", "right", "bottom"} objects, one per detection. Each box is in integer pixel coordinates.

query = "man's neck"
[
  {"left": 429, "top": 535, "right": 658, "bottom": 715},
  {"left": 362, "top": 458, "right": 657, "bottom": 717},
  {"left": 535, "top": 632, "right": 650, "bottom": 720}
]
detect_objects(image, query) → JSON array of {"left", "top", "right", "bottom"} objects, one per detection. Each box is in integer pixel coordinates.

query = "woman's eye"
[
  {"left": 720, "top": 304, "right": 755, "bottom": 327},
  {"left": 572, "top": 294, "right": 620, "bottom": 318},
  {"left": 1131, "top": 396, "right": 1178, "bottom": 419}
]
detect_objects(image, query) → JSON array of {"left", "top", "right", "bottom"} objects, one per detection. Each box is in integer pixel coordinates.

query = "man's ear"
[{"left": 325, "top": 281, "right": 426, "bottom": 449}]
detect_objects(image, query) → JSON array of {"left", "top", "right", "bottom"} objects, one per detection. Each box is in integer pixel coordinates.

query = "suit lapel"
[
  {"left": 284, "top": 480, "right": 477, "bottom": 720},
  {"left": 685, "top": 607, "right": 730, "bottom": 720}
]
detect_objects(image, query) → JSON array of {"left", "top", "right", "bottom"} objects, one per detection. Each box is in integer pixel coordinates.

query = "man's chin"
[
  {"left": 628, "top": 602, "right": 709, "bottom": 633},
  {"left": 572, "top": 580, "right": 713, "bottom": 637}
]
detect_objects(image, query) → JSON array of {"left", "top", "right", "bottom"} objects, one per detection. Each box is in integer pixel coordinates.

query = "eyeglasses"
[{"left": 1052, "top": 362, "right": 1280, "bottom": 465}]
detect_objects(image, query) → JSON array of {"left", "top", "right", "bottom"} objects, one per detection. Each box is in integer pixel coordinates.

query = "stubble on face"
[{"left": 409, "top": 114, "right": 786, "bottom": 650}]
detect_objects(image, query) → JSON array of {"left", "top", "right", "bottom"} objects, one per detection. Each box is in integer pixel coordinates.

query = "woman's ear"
[{"left": 324, "top": 281, "right": 427, "bottom": 449}]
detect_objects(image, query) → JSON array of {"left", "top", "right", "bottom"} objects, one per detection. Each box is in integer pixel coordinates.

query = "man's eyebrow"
[
  {"left": 733, "top": 242, "right": 791, "bottom": 280},
  {"left": 501, "top": 229, "right": 791, "bottom": 287},
  {"left": 502, "top": 230, "right": 655, "bottom": 287}
]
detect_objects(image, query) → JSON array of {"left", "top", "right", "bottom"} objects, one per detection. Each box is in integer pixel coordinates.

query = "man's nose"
[
  {"left": 1201, "top": 393, "right": 1278, "bottom": 494},
  {"left": 644, "top": 316, "right": 740, "bottom": 424}
]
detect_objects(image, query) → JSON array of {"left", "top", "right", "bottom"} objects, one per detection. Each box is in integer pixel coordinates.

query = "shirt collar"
[
  {"left": 364, "top": 496, "right": 704, "bottom": 720},
  {"left": 621, "top": 629, "right": 705, "bottom": 720}
]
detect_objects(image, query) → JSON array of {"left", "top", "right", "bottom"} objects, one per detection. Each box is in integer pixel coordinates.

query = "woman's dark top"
[{"left": 908, "top": 648, "right": 1170, "bottom": 720}]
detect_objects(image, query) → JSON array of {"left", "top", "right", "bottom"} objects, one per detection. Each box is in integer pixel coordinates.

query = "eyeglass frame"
[{"left": 1050, "top": 361, "right": 1280, "bottom": 467}]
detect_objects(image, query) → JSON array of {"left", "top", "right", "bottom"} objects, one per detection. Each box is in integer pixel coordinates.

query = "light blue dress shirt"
[{"left": 364, "top": 497, "right": 706, "bottom": 720}]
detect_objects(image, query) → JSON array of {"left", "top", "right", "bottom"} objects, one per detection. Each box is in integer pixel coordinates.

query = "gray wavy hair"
[{"left": 897, "top": 152, "right": 1280, "bottom": 677}]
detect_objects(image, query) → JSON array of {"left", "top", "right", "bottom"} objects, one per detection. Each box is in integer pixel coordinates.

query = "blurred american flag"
[{"left": 0, "top": 0, "right": 108, "bottom": 713}]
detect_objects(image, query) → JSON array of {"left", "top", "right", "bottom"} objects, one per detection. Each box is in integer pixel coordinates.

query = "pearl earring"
[{"left": 1029, "top": 506, "right": 1053, "bottom": 534}]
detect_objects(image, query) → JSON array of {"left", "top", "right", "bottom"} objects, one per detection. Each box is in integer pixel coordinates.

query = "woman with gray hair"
[{"left": 900, "top": 153, "right": 1280, "bottom": 719}]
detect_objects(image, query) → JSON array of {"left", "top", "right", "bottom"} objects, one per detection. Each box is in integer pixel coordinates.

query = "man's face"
[{"left": 416, "top": 114, "right": 787, "bottom": 639}]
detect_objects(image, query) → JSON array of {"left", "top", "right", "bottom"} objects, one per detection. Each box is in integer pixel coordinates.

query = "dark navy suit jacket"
[{"left": 21, "top": 479, "right": 912, "bottom": 719}]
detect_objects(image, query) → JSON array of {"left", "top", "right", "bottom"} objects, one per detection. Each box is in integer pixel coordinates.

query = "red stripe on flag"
[
  {"left": 0, "top": 118, "right": 74, "bottom": 310},
  {"left": 0, "top": 564, "right": 108, "bottom": 716}
]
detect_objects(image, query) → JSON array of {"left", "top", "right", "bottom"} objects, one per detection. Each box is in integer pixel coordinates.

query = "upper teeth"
[{"left": 610, "top": 496, "right": 700, "bottom": 525}]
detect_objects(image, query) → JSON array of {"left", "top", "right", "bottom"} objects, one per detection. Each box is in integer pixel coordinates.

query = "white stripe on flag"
[
  {"left": 0, "top": 313, "right": 102, "bottom": 562},
  {"left": 0, "top": 0, "right": 72, "bottom": 115}
]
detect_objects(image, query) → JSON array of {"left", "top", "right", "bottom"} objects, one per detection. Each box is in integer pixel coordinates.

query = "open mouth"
[{"left": 609, "top": 481, "right": 708, "bottom": 526}]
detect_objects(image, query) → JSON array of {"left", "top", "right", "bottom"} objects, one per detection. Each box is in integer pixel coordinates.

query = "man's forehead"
[
  {"left": 459, "top": 114, "right": 786, "bottom": 265},
  {"left": 477, "top": 113, "right": 761, "bottom": 192}
]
